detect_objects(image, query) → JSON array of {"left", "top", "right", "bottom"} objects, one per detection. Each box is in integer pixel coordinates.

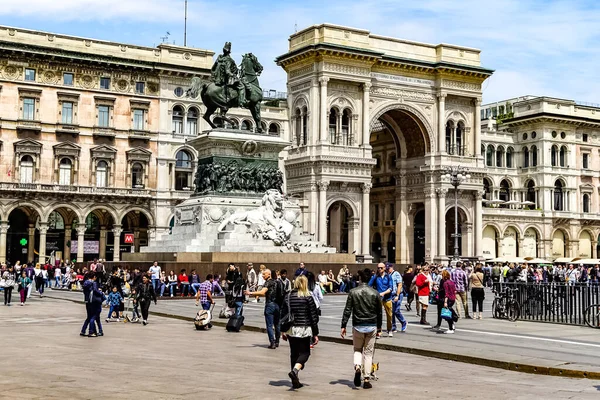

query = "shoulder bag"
[{"left": 280, "top": 293, "right": 295, "bottom": 332}]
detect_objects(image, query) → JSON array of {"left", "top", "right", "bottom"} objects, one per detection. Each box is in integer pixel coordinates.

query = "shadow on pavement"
[
  {"left": 268, "top": 380, "right": 309, "bottom": 391},
  {"left": 329, "top": 379, "right": 358, "bottom": 389}
]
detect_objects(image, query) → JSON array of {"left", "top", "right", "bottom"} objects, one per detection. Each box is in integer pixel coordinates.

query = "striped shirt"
[{"left": 451, "top": 268, "right": 468, "bottom": 293}]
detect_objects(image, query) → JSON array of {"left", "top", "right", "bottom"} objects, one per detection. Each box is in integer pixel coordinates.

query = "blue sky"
[{"left": 2, "top": 0, "right": 600, "bottom": 104}]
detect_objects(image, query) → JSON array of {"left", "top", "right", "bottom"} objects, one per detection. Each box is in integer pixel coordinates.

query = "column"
[
  {"left": 437, "top": 189, "right": 447, "bottom": 258},
  {"left": 38, "top": 223, "right": 48, "bottom": 263},
  {"left": 99, "top": 226, "right": 107, "bottom": 260},
  {"left": 319, "top": 77, "right": 329, "bottom": 143},
  {"left": 474, "top": 97, "right": 482, "bottom": 157},
  {"left": 592, "top": 241, "right": 597, "bottom": 259},
  {"left": 27, "top": 225, "right": 35, "bottom": 263},
  {"left": 424, "top": 190, "right": 437, "bottom": 262},
  {"left": 438, "top": 93, "right": 446, "bottom": 154},
  {"left": 348, "top": 217, "right": 360, "bottom": 256},
  {"left": 474, "top": 190, "right": 483, "bottom": 259},
  {"left": 361, "top": 183, "right": 372, "bottom": 257},
  {"left": 310, "top": 78, "right": 319, "bottom": 145},
  {"left": 63, "top": 227, "right": 71, "bottom": 261},
  {"left": 134, "top": 230, "right": 140, "bottom": 253},
  {"left": 76, "top": 224, "right": 86, "bottom": 263},
  {"left": 317, "top": 181, "right": 329, "bottom": 243},
  {"left": 518, "top": 238, "right": 524, "bottom": 257},
  {"left": 398, "top": 195, "right": 408, "bottom": 264},
  {"left": 362, "top": 83, "right": 371, "bottom": 146},
  {"left": 309, "top": 183, "right": 318, "bottom": 236},
  {"left": 0, "top": 221, "right": 9, "bottom": 264},
  {"left": 112, "top": 225, "right": 122, "bottom": 262}
]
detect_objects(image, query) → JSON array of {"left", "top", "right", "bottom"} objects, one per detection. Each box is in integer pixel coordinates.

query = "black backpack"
[{"left": 274, "top": 279, "right": 285, "bottom": 307}]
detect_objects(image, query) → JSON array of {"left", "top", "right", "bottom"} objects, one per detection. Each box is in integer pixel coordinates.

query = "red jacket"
[{"left": 415, "top": 273, "right": 430, "bottom": 296}]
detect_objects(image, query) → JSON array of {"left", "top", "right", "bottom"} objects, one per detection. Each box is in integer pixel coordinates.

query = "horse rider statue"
[{"left": 211, "top": 42, "right": 247, "bottom": 107}]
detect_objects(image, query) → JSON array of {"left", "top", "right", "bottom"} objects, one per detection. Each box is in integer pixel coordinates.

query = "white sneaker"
[
  {"left": 388, "top": 332, "right": 393, "bottom": 337},
  {"left": 171, "top": 294, "right": 174, "bottom": 298},
  {"left": 444, "top": 329, "right": 455, "bottom": 334}
]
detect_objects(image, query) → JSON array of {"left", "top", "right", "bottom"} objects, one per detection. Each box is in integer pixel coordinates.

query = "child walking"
[{"left": 106, "top": 286, "right": 123, "bottom": 322}]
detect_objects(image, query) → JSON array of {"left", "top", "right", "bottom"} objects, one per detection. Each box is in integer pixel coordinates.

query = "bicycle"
[
  {"left": 492, "top": 286, "right": 520, "bottom": 322},
  {"left": 584, "top": 303, "right": 600, "bottom": 328}
]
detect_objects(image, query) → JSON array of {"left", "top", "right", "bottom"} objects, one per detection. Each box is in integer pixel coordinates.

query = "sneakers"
[
  {"left": 268, "top": 343, "right": 277, "bottom": 349},
  {"left": 375, "top": 333, "right": 382, "bottom": 339},
  {"left": 88, "top": 333, "right": 98, "bottom": 338},
  {"left": 353, "top": 366, "right": 362, "bottom": 387},
  {"left": 275, "top": 342, "right": 280, "bottom": 348},
  {"left": 79, "top": 332, "right": 87, "bottom": 337},
  {"left": 105, "top": 318, "right": 111, "bottom": 323},
  {"left": 391, "top": 329, "right": 398, "bottom": 333},
  {"left": 20, "top": 303, "right": 24, "bottom": 306},
  {"left": 401, "top": 321, "right": 408, "bottom": 332},
  {"left": 363, "top": 379, "right": 372, "bottom": 389},
  {"left": 444, "top": 329, "right": 455, "bottom": 334},
  {"left": 142, "top": 320, "right": 147, "bottom": 325},
  {"left": 98, "top": 332, "right": 104, "bottom": 337},
  {"left": 288, "top": 370, "right": 301, "bottom": 389},
  {"left": 388, "top": 331, "right": 393, "bottom": 337}
]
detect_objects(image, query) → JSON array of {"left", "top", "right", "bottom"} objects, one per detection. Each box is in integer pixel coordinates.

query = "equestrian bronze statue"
[{"left": 187, "top": 42, "right": 264, "bottom": 132}]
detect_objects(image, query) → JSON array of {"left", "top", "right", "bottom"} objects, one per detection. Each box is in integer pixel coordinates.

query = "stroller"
[{"left": 194, "top": 304, "right": 214, "bottom": 330}]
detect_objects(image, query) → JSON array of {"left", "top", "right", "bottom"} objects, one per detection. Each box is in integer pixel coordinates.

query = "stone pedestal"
[{"left": 143, "top": 129, "right": 336, "bottom": 255}]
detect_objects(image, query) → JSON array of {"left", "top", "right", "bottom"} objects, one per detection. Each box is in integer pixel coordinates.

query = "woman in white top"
[
  {"left": 2, "top": 265, "right": 16, "bottom": 306},
  {"left": 33, "top": 263, "right": 45, "bottom": 297},
  {"left": 167, "top": 271, "right": 178, "bottom": 297},
  {"left": 54, "top": 267, "right": 62, "bottom": 288},
  {"left": 255, "top": 264, "right": 267, "bottom": 302}
]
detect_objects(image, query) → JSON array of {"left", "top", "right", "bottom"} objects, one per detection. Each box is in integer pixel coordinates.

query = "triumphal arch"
[{"left": 276, "top": 24, "right": 493, "bottom": 264}]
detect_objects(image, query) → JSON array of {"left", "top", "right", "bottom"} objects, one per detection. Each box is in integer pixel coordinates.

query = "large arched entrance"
[
  {"left": 79, "top": 210, "right": 115, "bottom": 262},
  {"left": 369, "top": 106, "right": 430, "bottom": 264},
  {"left": 327, "top": 201, "right": 353, "bottom": 254},
  {"left": 445, "top": 208, "right": 467, "bottom": 258},
  {"left": 121, "top": 210, "right": 150, "bottom": 254},
  {"left": 7, "top": 206, "right": 41, "bottom": 264},
  {"left": 482, "top": 225, "right": 499, "bottom": 259},
  {"left": 47, "top": 206, "right": 79, "bottom": 262}
]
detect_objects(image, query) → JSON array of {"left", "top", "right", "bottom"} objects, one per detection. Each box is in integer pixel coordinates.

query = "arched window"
[
  {"left": 486, "top": 145, "right": 494, "bottom": 167},
  {"left": 132, "top": 162, "right": 144, "bottom": 188},
  {"left": 559, "top": 146, "right": 566, "bottom": 167},
  {"left": 551, "top": 145, "right": 558, "bottom": 166},
  {"left": 20, "top": 155, "right": 34, "bottom": 184},
  {"left": 301, "top": 106, "right": 308, "bottom": 145},
  {"left": 241, "top": 120, "right": 252, "bottom": 131},
  {"left": 496, "top": 146, "right": 505, "bottom": 167},
  {"left": 96, "top": 160, "right": 108, "bottom": 188},
  {"left": 523, "top": 146, "right": 529, "bottom": 167},
  {"left": 554, "top": 180, "right": 564, "bottom": 211},
  {"left": 483, "top": 178, "right": 492, "bottom": 201},
  {"left": 59, "top": 158, "right": 72, "bottom": 186},
  {"left": 268, "top": 123, "right": 279, "bottom": 135},
  {"left": 499, "top": 179, "right": 510, "bottom": 204},
  {"left": 526, "top": 180, "right": 536, "bottom": 206},
  {"left": 172, "top": 106, "right": 184, "bottom": 134},
  {"left": 329, "top": 108, "right": 338, "bottom": 144},
  {"left": 294, "top": 108, "right": 302, "bottom": 146},
  {"left": 506, "top": 147, "right": 514, "bottom": 168},
  {"left": 186, "top": 107, "right": 198, "bottom": 135},
  {"left": 446, "top": 121, "right": 454, "bottom": 154},
  {"left": 341, "top": 109, "right": 351, "bottom": 146},
  {"left": 175, "top": 150, "right": 193, "bottom": 191},
  {"left": 583, "top": 194, "right": 590, "bottom": 213},
  {"left": 456, "top": 122, "right": 464, "bottom": 155},
  {"left": 531, "top": 145, "right": 538, "bottom": 167}
]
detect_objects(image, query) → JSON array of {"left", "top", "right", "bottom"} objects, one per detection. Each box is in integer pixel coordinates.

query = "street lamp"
[{"left": 442, "top": 166, "right": 471, "bottom": 261}]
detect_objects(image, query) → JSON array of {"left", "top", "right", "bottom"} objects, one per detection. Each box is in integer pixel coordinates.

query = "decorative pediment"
[
  {"left": 94, "top": 95, "right": 116, "bottom": 106},
  {"left": 126, "top": 147, "right": 152, "bottom": 163},
  {"left": 53, "top": 141, "right": 81, "bottom": 157},
  {"left": 90, "top": 145, "right": 117, "bottom": 160},
  {"left": 57, "top": 91, "right": 80, "bottom": 102},
  {"left": 18, "top": 87, "right": 42, "bottom": 99},
  {"left": 130, "top": 99, "right": 151, "bottom": 110},
  {"left": 14, "top": 139, "right": 42, "bottom": 154}
]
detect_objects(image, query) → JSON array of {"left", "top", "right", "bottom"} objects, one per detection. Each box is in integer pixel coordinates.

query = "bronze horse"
[{"left": 188, "top": 53, "right": 264, "bottom": 132}]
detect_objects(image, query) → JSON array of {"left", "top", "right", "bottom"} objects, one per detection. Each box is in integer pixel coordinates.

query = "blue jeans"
[
  {"left": 81, "top": 303, "right": 94, "bottom": 334},
  {"left": 191, "top": 283, "right": 201, "bottom": 295},
  {"left": 107, "top": 305, "right": 119, "bottom": 319},
  {"left": 152, "top": 278, "right": 159, "bottom": 291},
  {"left": 264, "top": 302, "right": 280, "bottom": 344},
  {"left": 234, "top": 301, "right": 243, "bottom": 317},
  {"left": 391, "top": 293, "right": 406, "bottom": 331},
  {"left": 339, "top": 281, "right": 346, "bottom": 293},
  {"left": 168, "top": 283, "right": 177, "bottom": 296},
  {"left": 55, "top": 277, "right": 61, "bottom": 287}
]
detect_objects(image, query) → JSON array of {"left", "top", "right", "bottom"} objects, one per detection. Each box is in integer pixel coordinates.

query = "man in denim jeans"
[
  {"left": 148, "top": 261, "right": 161, "bottom": 291},
  {"left": 245, "top": 268, "right": 280, "bottom": 349},
  {"left": 386, "top": 263, "right": 407, "bottom": 333}
]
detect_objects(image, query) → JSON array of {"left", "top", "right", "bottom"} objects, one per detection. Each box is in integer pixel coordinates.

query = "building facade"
[
  {"left": 277, "top": 24, "right": 492, "bottom": 264},
  {"left": 481, "top": 96, "right": 600, "bottom": 261}
]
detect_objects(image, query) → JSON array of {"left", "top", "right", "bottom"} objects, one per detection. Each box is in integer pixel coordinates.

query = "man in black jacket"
[{"left": 341, "top": 268, "right": 382, "bottom": 390}]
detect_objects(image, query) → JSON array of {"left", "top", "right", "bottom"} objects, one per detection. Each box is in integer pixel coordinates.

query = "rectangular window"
[
  {"left": 135, "top": 82, "right": 145, "bottom": 94},
  {"left": 133, "top": 109, "right": 144, "bottom": 130},
  {"left": 583, "top": 153, "right": 589, "bottom": 169},
  {"left": 374, "top": 204, "right": 379, "bottom": 221},
  {"left": 100, "top": 77, "right": 111, "bottom": 90},
  {"left": 62, "top": 102, "right": 73, "bottom": 124},
  {"left": 23, "top": 98, "right": 35, "bottom": 120},
  {"left": 59, "top": 167, "right": 71, "bottom": 186},
  {"left": 63, "top": 73, "right": 74, "bottom": 86},
  {"left": 20, "top": 164, "right": 33, "bottom": 184},
  {"left": 583, "top": 133, "right": 589, "bottom": 142},
  {"left": 98, "top": 105, "right": 110, "bottom": 127},
  {"left": 389, "top": 203, "right": 395, "bottom": 220},
  {"left": 25, "top": 68, "right": 36, "bottom": 81}
]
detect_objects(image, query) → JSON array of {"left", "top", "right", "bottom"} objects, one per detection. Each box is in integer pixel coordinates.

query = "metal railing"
[
  {"left": 0, "top": 182, "right": 151, "bottom": 197},
  {"left": 495, "top": 282, "right": 600, "bottom": 326}
]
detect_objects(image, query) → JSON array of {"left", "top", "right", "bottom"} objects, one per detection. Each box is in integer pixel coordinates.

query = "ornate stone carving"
[
  {"left": 436, "top": 188, "right": 448, "bottom": 198},
  {"left": 3, "top": 65, "right": 19, "bottom": 79},
  {"left": 194, "top": 159, "right": 283, "bottom": 194},
  {"left": 289, "top": 65, "right": 314, "bottom": 78},
  {"left": 361, "top": 182, "right": 372, "bottom": 194},
  {"left": 370, "top": 86, "right": 435, "bottom": 102},
  {"left": 291, "top": 82, "right": 311, "bottom": 92},
  {"left": 319, "top": 76, "right": 330, "bottom": 85},
  {"left": 442, "top": 79, "right": 480, "bottom": 91},
  {"left": 317, "top": 181, "right": 330, "bottom": 191},
  {"left": 79, "top": 75, "right": 94, "bottom": 89},
  {"left": 474, "top": 190, "right": 486, "bottom": 200},
  {"left": 323, "top": 63, "right": 370, "bottom": 76}
]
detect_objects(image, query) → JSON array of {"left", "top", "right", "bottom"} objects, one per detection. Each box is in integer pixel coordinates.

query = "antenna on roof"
[
  {"left": 184, "top": 0, "right": 188, "bottom": 46},
  {"left": 161, "top": 32, "right": 171, "bottom": 43}
]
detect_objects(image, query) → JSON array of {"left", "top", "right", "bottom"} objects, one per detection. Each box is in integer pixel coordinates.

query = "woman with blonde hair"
[{"left": 281, "top": 275, "right": 320, "bottom": 389}]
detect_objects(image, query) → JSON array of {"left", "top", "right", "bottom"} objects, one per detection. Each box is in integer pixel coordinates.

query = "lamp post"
[{"left": 442, "top": 166, "right": 471, "bottom": 261}]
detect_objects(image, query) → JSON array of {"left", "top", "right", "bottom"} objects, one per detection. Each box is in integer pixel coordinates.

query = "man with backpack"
[
  {"left": 245, "top": 268, "right": 285, "bottom": 349},
  {"left": 368, "top": 263, "right": 394, "bottom": 338}
]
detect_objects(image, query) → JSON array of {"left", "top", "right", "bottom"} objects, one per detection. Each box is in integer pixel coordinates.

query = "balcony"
[
  {"left": 55, "top": 123, "right": 80, "bottom": 136},
  {"left": 93, "top": 126, "right": 116, "bottom": 138},
  {"left": 128, "top": 129, "right": 151, "bottom": 141},
  {"left": 0, "top": 182, "right": 151, "bottom": 197},
  {"left": 445, "top": 145, "right": 468, "bottom": 156},
  {"left": 16, "top": 119, "right": 42, "bottom": 133}
]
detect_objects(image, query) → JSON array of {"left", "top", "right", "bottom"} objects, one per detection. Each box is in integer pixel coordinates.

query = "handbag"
[
  {"left": 441, "top": 307, "right": 453, "bottom": 321},
  {"left": 0, "top": 278, "right": 5, "bottom": 288},
  {"left": 280, "top": 293, "right": 295, "bottom": 332}
]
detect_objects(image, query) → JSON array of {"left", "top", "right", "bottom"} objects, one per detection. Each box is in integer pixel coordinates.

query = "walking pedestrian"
[
  {"left": 81, "top": 272, "right": 105, "bottom": 337},
  {"left": 25, "top": 263, "right": 34, "bottom": 299},
  {"left": 17, "top": 271, "right": 31, "bottom": 306},
  {"left": 148, "top": 261, "right": 161, "bottom": 291},
  {"left": 415, "top": 265, "right": 432, "bottom": 325},
  {"left": 195, "top": 274, "right": 215, "bottom": 327},
  {"left": 368, "top": 263, "right": 394, "bottom": 337},
  {"left": 434, "top": 270, "right": 457, "bottom": 333},
  {"left": 470, "top": 264, "right": 485, "bottom": 319},
  {"left": 245, "top": 268, "right": 282, "bottom": 349},
  {"left": 451, "top": 263, "right": 471, "bottom": 319},
  {"left": 2, "top": 265, "right": 16, "bottom": 306},
  {"left": 136, "top": 274, "right": 157, "bottom": 325},
  {"left": 341, "top": 268, "right": 382, "bottom": 389},
  {"left": 386, "top": 263, "right": 407, "bottom": 333},
  {"left": 54, "top": 266, "right": 62, "bottom": 288},
  {"left": 33, "top": 263, "right": 45, "bottom": 297},
  {"left": 105, "top": 286, "right": 123, "bottom": 322},
  {"left": 403, "top": 266, "right": 415, "bottom": 311},
  {"left": 281, "top": 275, "right": 320, "bottom": 390}
]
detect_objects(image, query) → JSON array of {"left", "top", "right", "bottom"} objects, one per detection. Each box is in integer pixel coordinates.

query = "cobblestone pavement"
[{"left": 1, "top": 296, "right": 600, "bottom": 399}]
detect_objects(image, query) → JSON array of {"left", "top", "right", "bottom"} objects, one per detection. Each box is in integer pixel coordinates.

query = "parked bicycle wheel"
[
  {"left": 584, "top": 304, "right": 600, "bottom": 329},
  {"left": 506, "top": 300, "right": 520, "bottom": 322}
]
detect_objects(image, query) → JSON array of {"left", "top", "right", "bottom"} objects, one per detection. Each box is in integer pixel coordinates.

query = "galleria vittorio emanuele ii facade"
[{"left": 1, "top": 23, "right": 596, "bottom": 265}]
